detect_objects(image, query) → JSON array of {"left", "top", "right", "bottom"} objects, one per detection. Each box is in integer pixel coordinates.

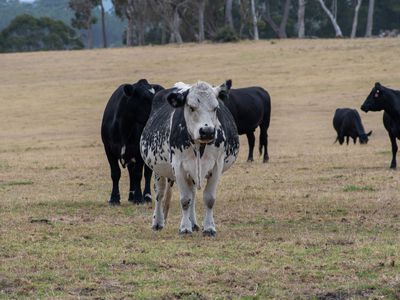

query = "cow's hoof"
[
  {"left": 179, "top": 229, "right": 193, "bottom": 235},
  {"left": 109, "top": 194, "right": 120, "bottom": 206},
  {"left": 390, "top": 164, "right": 396, "bottom": 169},
  {"left": 247, "top": 158, "right": 254, "bottom": 162},
  {"left": 109, "top": 200, "right": 121, "bottom": 206},
  {"left": 144, "top": 193, "right": 152, "bottom": 204},
  {"left": 152, "top": 224, "right": 164, "bottom": 231},
  {"left": 192, "top": 224, "right": 200, "bottom": 232},
  {"left": 128, "top": 191, "right": 144, "bottom": 205},
  {"left": 263, "top": 157, "right": 269, "bottom": 163},
  {"left": 203, "top": 229, "right": 216, "bottom": 237}
]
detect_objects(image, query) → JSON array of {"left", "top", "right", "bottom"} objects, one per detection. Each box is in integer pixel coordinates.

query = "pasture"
[{"left": 1, "top": 39, "right": 400, "bottom": 299}]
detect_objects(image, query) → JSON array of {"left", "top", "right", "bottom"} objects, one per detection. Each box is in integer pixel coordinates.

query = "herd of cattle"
[{"left": 101, "top": 79, "right": 400, "bottom": 236}]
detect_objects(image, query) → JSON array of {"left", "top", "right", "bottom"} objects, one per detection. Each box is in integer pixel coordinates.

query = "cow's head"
[
  {"left": 359, "top": 130, "right": 372, "bottom": 144},
  {"left": 167, "top": 80, "right": 231, "bottom": 144},
  {"left": 361, "top": 82, "right": 386, "bottom": 112},
  {"left": 122, "top": 79, "right": 158, "bottom": 123}
]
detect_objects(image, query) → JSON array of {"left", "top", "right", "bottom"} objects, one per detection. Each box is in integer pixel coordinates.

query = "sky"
[{"left": 19, "top": 0, "right": 113, "bottom": 10}]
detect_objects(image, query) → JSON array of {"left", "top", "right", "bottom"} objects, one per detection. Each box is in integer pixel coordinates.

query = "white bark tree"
[
  {"left": 350, "top": 0, "right": 362, "bottom": 38},
  {"left": 298, "top": 0, "right": 305, "bottom": 38},
  {"left": 317, "top": 0, "right": 343, "bottom": 37},
  {"left": 150, "top": 0, "right": 189, "bottom": 44},
  {"left": 196, "top": 0, "right": 206, "bottom": 42},
  {"left": 250, "top": 0, "right": 259, "bottom": 40},
  {"left": 225, "top": 0, "right": 234, "bottom": 30},
  {"left": 262, "top": 0, "right": 291, "bottom": 39},
  {"left": 365, "top": 0, "right": 374, "bottom": 37}
]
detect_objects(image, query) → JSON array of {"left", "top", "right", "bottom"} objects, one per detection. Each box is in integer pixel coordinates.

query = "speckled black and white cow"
[{"left": 140, "top": 80, "right": 239, "bottom": 236}]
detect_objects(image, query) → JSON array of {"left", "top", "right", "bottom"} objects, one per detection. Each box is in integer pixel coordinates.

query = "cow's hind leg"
[
  {"left": 246, "top": 132, "right": 255, "bottom": 162},
  {"left": 163, "top": 180, "right": 174, "bottom": 221},
  {"left": 105, "top": 147, "right": 121, "bottom": 205},
  {"left": 259, "top": 124, "right": 269, "bottom": 163},
  {"left": 389, "top": 132, "right": 398, "bottom": 169},
  {"left": 128, "top": 158, "right": 144, "bottom": 204},
  {"left": 143, "top": 164, "right": 152, "bottom": 204},
  {"left": 152, "top": 175, "right": 167, "bottom": 230},
  {"left": 202, "top": 166, "right": 222, "bottom": 237}
]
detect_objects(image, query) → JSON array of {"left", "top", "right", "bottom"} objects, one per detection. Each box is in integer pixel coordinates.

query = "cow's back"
[{"left": 225, "top": 87, "right": 270, "bottom": 134}]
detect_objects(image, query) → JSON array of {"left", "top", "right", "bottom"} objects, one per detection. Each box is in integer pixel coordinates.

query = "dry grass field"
[{"left": 1, "top": 39, "right": 400, "bottom": 299}]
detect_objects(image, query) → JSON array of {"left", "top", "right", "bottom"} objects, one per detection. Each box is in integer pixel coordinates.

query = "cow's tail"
[{"left": 259, "top": 90, "right": 271, "bottom": 158}]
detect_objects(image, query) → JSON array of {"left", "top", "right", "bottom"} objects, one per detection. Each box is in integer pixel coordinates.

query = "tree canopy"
[{"left": 0, "top": 14, "right": 83, "bottom": 52}]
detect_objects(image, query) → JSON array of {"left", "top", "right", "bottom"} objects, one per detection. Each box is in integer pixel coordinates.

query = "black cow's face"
[
  {"left": 361, "top": 82, "right": 386, "bottom": 112},
  {"left": 123, "top": 79, "right": 157, "bottom": 123},
  {"left": 359, "top": 130, "right": 372, "bottom": 144}
]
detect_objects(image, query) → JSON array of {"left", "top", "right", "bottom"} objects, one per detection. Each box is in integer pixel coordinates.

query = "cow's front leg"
[
  {"left": 128, "top": 158, "right": 144, "bottom": 204},
  {"left": 202, "top": 166, "right": 221, "bottom": 237},
  {"left": 176, "top": 172, "right": 195, "bottom": 235},
  {"left": 152, "top": 175, "right": 166, "bottom": 230},
  {"left": 189, "top": 185, "right": 199, "bottom": 231},
  {"left": 143, "top": 164, "right": 152, "bottom": 204}
]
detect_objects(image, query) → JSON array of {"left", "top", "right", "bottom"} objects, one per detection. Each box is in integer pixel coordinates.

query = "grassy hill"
[{"left": 0, "top": 39, "right": 399, "bottom": 299}]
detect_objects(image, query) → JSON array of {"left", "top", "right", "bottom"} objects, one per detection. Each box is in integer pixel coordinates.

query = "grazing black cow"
[
  {"left": 333, "top": 108, "right": 372, "bottom": 145},
  {"left": 101, "top": 79, "right": 164, "bottom": 205},
  {"left": 219, "top": 80, "right": 271, "bottom": 162},
  {"left": 140, "top": 80, "right": 239, "bottom": 236},
  {"left": 361, "top": 82, "right": 400, "bottom": 168}
]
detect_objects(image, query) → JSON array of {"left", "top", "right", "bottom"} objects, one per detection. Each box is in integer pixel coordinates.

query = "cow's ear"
[
  {"left": 123, "top": 84, "right": 135, "bottom": 97},
  {"left": 167, "top": 91, "right": 187, "bottom": 108},
  {"left": 217, "top": 79, "right": 232, "bottom": 101},
  {"left": 137, "top": 78, "right": 149, "bottom": 85},
  {"left": 367, "top": 130, "right": 372, "bottom": 136},
  {"left": 375, "top": 82, "right": 381, "bottom": 89}
]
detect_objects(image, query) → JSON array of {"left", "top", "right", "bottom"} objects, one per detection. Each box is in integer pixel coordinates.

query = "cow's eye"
[
  {"left": 213, "top": 107, "right": 218, "bottom": 112},
  {"left": 189, "top": 106, "right": 196, "bottom": 112}
]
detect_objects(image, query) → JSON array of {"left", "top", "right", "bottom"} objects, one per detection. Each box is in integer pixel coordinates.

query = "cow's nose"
[
  {"left": 199, "top": 127, "right": 215, "bottom": 141},
  {"left": 361, "top": 104, "right": 368, "bottom": 112}
]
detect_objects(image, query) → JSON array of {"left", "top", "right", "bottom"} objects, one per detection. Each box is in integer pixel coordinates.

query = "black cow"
[
  {"left": 219, "top": 80, "right": 271, "bottom": 162},
  {"left": 361, "top": 82, "right": 400, "bottom": 168},
  {"left": 101, "top": 79, "right": 164, "bottom": 205},
  {"left": 333, "top": 108, "right": 372, "bottom": 145}
]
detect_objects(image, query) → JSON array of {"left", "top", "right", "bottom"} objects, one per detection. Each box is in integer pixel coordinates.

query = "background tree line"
[{"left": 0, "top": 0, "right": 399, "bottom": 52}]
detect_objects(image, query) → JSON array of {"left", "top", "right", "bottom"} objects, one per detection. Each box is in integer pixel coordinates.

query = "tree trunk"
[
  {"left": 87, "top": 25, "right": 93, "bottom": 49},
  {"left": 317, "top": 0, "right": 343, "bottom": 37},
  {"left": 137, "top": 16, "right": 145, "bottom": 45},
  {"left": 250, "top": 0, "right": 259, "bottom": 40},
  {"left": 126, "top": 18, "right": 134, "bottom": 46},
  {"left": 225, "top": 0, "right": 234, "bottom": 30},
  {"left": 172, "top": 7, "right": 183, "bottom": 44},
  {"left": 263, "top": 0, "right": 281, "bottom": 37},
  {"left": 278, "top": 0, "right": 291, "bottom": 38},
  {"left": 197, "top": 0, "right": 206, "bottom": 42},
  {"left": 298, "top": 0, "right": 305, "bottom": 38},
  {"left": 365, "top": 0, "right": 374, "bottom": 37},
  {"left": 161, "top": 21, "right": 167, "bottom": 44},
  {"left": 350, "top": 0, "right": 362, "bottom": 38},
  {"left": 99, "top": 0, "right": 107, "bottom": 48}
]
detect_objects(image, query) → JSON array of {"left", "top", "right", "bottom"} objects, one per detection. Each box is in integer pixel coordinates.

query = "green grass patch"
[
  {"left": 0, "top": 180, "right": 34, "bottom": 186},
  {"left": 343, "top": 185, "right": 375, "bottom": 192}
]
